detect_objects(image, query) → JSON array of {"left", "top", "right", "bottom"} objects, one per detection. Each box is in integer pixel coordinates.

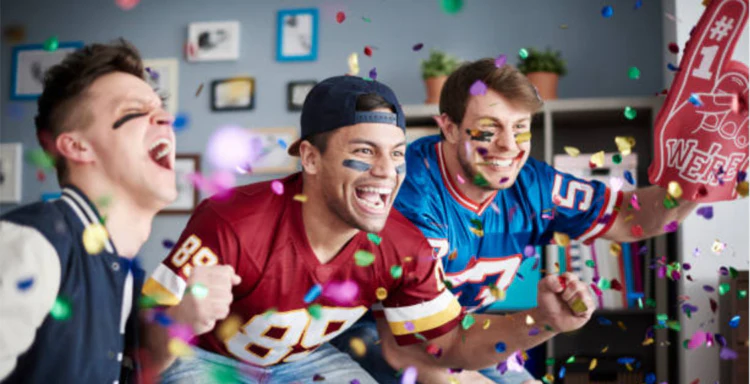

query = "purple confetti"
[
  {"left": 206, "top": 125, "right": 255, "bottom": 171},
  {"left": 719, "top": 266, "right": 729, "bottom": 276},
  {"left": 658, "top": 266, "right": 666, "bottom": 279},
  {"left": 17, "top": 277, "right": 34, "bottom": 291},
  {"left": 663, "top": 221, "right": 679, "bottom": 232},
  {"left": 715, "top": 333, "right": 727, "bottom": 347},
  {"left": 477, "top": 147, "right": 489, "bottom": 156},
  {"left": 469, "top": 80, "right": 488, "bottom": 96},
  {"left": 500, "top": 177, "right": 510, "bottom": 183},
  {"left": 528, "top": 327, "right": 540, "bottom": 336},
  {"left": 682, "top": 303, "right": 698, "bottom": 315},
  {"left": 350, "top": 381, "right": 361, "bottom": 384},
  {"left": 597, "top": 214, "right": 612, "bottom": 224},
  {"left": 523, "top": 245, "right": 536, "bottom": 258},
  {"left": 696, "top": 206, "right": 713, "bottom": 219},
  {"left": 412, "top": 43, "right": 424, "bottom": 51},
  {"left": 162, "top": 239, "right": 175, "bottom": 249},
  {"left": 682, "top": 263, "right": 691, "bottom": 271},
  {"left": 369, "top": 67, "right": 378, "bottom": 80},
  {"left": 401, "top": 366, "right": 417, "bottom": 384},
  {"left": 738, "top": 171, "right": 747, "bottom": 182},
  {"left": 405, "top": 322, "right": 415, "bottom": 332},
  {"left": 322, "top": 280, "right": 360, "bottom": 305},
  {"left": 703, "top": 285, "right": 715, "bottom": 293},
  {"left": 496, "top": 361, "right": 508, "bottom": 374},
  {"left": 720, "top": 347, "right": 738, "bottom": 360},
  {"left": 494, "top": 54, "right": 507, "bottom": 68}
]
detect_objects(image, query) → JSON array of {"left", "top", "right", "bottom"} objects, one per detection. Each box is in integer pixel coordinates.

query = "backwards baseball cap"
[{"left": 287, "top": 75, "right": 406, "bottom": 156}]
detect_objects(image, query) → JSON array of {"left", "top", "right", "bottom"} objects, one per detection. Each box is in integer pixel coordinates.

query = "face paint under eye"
[
  {"left": 342, "top": 159, "right": 372, "bottom": 172},
  {"left": 514, "top": 131, "right": 532, "bottom": 144},
  {"left": 395, "top": 163, "right": 406, "bottom": 175},
  {"left": 112, "top": 112, "right": 149, "bottom": 129},
  {"left": 466, "top": 129, "right": 493, "bottom": 142}
]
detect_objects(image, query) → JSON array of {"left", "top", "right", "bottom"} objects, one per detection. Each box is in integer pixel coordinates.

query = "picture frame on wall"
[
  {"left": 187, "top": 21, "right": 240, "bottom": 62},
  {"left": 10, "top": 41, "right": 84, "bottom": 100},
  {"left": 246, "top": 127, "right": 299, "bottom": 174},
  {"left": 287, "top": 80, "right": 316, "bottom": 111},
  {"left": 211, "top": 77, "right": 255, "bottom": 111},
  {"left": 0, "top": 143, "right": 23, "bottom": 203},
  {"left": 160, "top": 154, "right": 201, "bottom": 215},
  {"left": 143, "top": 58, "right": 179, "bottom": 116},
  {"left": 276, "top": 8, "right": 318, "bottom": 62}
]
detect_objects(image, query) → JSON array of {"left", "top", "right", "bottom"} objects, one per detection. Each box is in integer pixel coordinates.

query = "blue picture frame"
[
  {"left": 276, "top": 8, "right": 318, "bottom": 62},
  {"left": 10, "top": 41, "right": 84, "bottom": 100}
]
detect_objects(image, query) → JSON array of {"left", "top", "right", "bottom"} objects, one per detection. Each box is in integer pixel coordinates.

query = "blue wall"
[{"left": 0, "top": 0, "right": 664, "bottom": 273}]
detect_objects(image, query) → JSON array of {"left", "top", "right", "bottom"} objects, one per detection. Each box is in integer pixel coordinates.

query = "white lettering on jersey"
[
  {"left": 445, "top": 255, "right": 522, "bottom": 309},
  {"left": 552, "top": 174, "right": 594, "bottom": 211}
]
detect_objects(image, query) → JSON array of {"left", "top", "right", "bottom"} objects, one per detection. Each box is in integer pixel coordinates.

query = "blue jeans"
[
  {"left": 159, "top": 343, "right": 377, "bottom": 384},
  {"left": 330, "top": 317, "right": 536, "bottom": 384}
]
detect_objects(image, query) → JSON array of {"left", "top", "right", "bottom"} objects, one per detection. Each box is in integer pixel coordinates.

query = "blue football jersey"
[{"left": 395, "top": 136, "right": 622, "bottom": 312}]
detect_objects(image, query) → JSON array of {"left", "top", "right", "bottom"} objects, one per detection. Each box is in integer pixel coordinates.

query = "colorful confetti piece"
[
  {"left": 495, "top": 54, "right": 507, "bottom": 68},
  {"left": 173, "top": 113, "right": 189, "bottom": 132},
  {"left": 348, "top": 52, "right": 359, "bottom": 75},
  {"left": 50, "top": 297, "right": 72, "bottom": 320},
  {"left": 390, "top": 265, "right": 403, "bottom": 279},
  {"left": 401, "top": 366, "right": 418, "bottom": 384},
  {"left": 270, "top": 180, "right": 284, "bottom": 195},
  {"left": 307, "top": 304, "right": 322, "bottom": 319},
  {"left": 369, "top": 67, "right": 378, "bottom": 80},
  {"left": 601, "top": 5, "right": 614, "bottom": 18},
  {"left": 615, "top": 136, "right": 635, "bottom": 155},
  {"left": 336, "top": 11, "right": 346, "bottom": 23},
  {"left": 624, "top": 106, "right": 637, "bottom": 120},
  {"left": 16, "top": 277, "right": 34, "bottom": 291},
  {"left": 628, "top": 66, "right": 641, "bottom": 80},
  {"left": 43, "top": 36, "right": 59, "bottom": 51},
  {"left": 469, "top": 80, "right": 488, "bottom": 96},
  {"left": 519, "top": 48, "right": 529, "bottom": 59},
  {"left": 571, "top": 298, "right": 588, "bottom": 313},
  {"left": 189, "top": 283, "right": 209, "bottom": 299},
  {"left": 367, "top": 233, "right": 382, "bottom": 245},
  {"left": 304, "top": 284, "right": 323, "bottom": 303},
  {"left": 412, "top": 43, "right": 424, "bottom": 51},
  {"left": 354, "top": 250, "right": 375, "bottom": 266},
  {"left": 461, "top": 314, "right": 476, "bottom": 329},
  {"left": 564, "top": 146, "right": 580, "bottom": 157},
  {"left": 293, "top": 194, "right": 308, "bottom": 203},
  {"left": 375, "top": 287, "right": 388, "bottom": 300},
  {"left": 590, "top": 151, "right": 605, "bottom": 168},
  {"left": 689, "top": 93, "right": 702, "bottom": 107},
  {"left": 82, "top": 223, "right": 109, "bottom": 255},
  {"left": 553, "top": 232, "right": 570, "bottom": 247},
  {"left": 439, "top": 0, "right": 463, "bottom": 14},
  {"left": 350, "top": 337, "right": 367, "bottom": 357},
  {"left": 217, "top": 314, "right": 242, "bottom": 340}
]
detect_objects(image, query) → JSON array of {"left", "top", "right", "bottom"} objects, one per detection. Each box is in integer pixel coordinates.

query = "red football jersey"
[{"left": 143, "top": 173, "right": 461, "bottom": 367}]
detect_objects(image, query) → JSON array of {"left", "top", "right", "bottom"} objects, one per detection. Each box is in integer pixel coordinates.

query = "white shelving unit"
[{"left": 404, "top": 96, "right": 674, "bottom": 383}]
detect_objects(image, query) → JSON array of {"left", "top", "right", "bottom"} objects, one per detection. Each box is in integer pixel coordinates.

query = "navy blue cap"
[{"left": 288, "top": 75, "right": 406, "bottom": 156}]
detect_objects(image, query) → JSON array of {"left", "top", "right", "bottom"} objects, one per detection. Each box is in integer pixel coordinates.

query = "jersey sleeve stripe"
[
  {"left": 382, "top": 289, "right": 457, "bottom": 322},
  {"left": 384, "top": 291, "right": 462, "bottom": 336},
  {"left": 392, "top": 316, "right": 461, "bottom": 346},
  {"left": 141, "top": 263, "right": 186, "bottom": 305},
  {"left": 576, "top": 189, "right": 623, "bottom": 244}
]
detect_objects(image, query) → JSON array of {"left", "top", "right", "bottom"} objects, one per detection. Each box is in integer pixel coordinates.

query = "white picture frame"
[
  {"left": 142, "top": 58, "right": 179, "bottom": 116},
  {"left": 187, "top": 21, "right": 240, "bottom": 62},
  {"left": 160, "top": 154, "right": 200, "bottom": 215},
  {"left": 246, "top": 127, "right": 300, "bottom": 174},
  {"left": 0, "top": 143, "right": 23, "bottom": 203},
  {"left": 11, "top": 42, "right": 84, "bottom": 100}
]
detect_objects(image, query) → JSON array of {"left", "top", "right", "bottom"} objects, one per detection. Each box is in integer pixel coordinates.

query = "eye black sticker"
[
  {"left": 466, "top": 129, "right": 493, "bottom": 142},
  {"left": 113, "top": 112, "right": 148, "bottom": 129},
  {"left": 342, "top": 159, "right": 372, "bottom": 172}
]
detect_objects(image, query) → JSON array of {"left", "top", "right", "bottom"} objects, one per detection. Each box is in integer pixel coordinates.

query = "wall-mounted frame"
[
  {"left": 211, "top": 77, "right": 255, "bottom": 111},
  {"left": 276, "top": 8, "right": 319, "bottom": 62},
  {"left": 287, "top": 80, "right": 316, "bottom": 111},
  {"left": 10, "top": 41, "right": 84, "bottom": 100},
  {"left": 142, "top": 58, "right": 179, "bottom": 116},
  {"left": 246, "top": 127, "right": 299, "bottom": 174},
  {"left": 0, "top": 143, "right": 23, "bottom": 203},
  {"left": 187, "top": 21, "right": 240, "bottom": 62},
  {"left": 160, "top": 154, "right": 201, "bottom": 215}
]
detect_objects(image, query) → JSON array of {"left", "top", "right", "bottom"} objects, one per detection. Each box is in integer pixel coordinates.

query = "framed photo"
[
  {"left": 287, "top": 80, "right": 316, "bottom": 111},
  {"left": 246, "top": 127, "right": 299, "bottom": 174},
  {"left": 0, "top": 143, "right": 23, "bottom": 203},
  {"left": 276, "top": 8, "right": 318, "bottom": 62},
  {"left": 10, "top": 41, "right": 83, "bottom": 100},
  {"left": 187, "top": 21, "right": 240, "bottom": 62},
  {"left": 143, "top": 58, "right": 179, "bottom": 116},
  {"left": 211, "top": 77, "right": 255, "bottom": 111},
  {"left": 161, "top": 154, "right": 201, "bottom": 215}
]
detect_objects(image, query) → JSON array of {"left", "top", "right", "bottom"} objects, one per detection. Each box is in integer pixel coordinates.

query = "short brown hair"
[
  {"left": 35, "top": 38, "right": 146, "bottom": 184},
  {"left": 439, "top": 58, "right": 543, "bottom": 130}
]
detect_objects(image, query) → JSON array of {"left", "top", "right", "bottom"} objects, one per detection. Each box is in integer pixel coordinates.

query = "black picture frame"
[
  {"left": 287, "top": 80, "right": 317, "bottom": 111},
  {"left": 211, "top": 77, "right": 255, "bottom": 112}
]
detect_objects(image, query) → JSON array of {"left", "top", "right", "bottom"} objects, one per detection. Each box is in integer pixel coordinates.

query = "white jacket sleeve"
[{"left": 0, "top": 220, "right": 61, "bottom": 380}]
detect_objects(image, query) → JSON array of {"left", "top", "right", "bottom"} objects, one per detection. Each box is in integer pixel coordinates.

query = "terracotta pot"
[
  {"left": 526, "top": 72, "right": 559, "bottom": 100},
  {"left": 424, "top": 75, "right": 447, "bottom": 104}
]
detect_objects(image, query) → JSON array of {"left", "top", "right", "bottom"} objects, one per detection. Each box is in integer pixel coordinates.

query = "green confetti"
[
  {"left": 362, "top": 17, "right": 371, "bottom": 22},
  {"left": 461, "top": 314, "right": 476, "bottom": 330},
  {"left": 43, "top": 35, "right": 59, "bottom": 51},
  {"left": 443, "top": 280, "right": 454, "bottom": 289},
  {"left": 469, "top": 218, "right": 483, "bottom": 231},
  {"left": 638, "top": 297, "right": 643, "bottom": 309},
  {"left": 439, "top": 0, "right": 463, "bottom": 14},
  {"left": 546, "top": 357, "right": 555, "bottom": 366},
  {"left": 628, "top": 66, "right": 641, "bottom": 80},
  {"left": 354, "top": 250, "right": 375, "bottom": 266},
  {"left": 390, "top": 265, "right": 403, "bottom": 279},
  {"left": 719, "top": 283, "right": 731, "bottom": 296},
  {"left": 210, "top": 363, "right": 240, "bottom": 383},
  {"left": 566, "top": 355, "right": 576, "bottom": 364},
  {"left": 683, "top": 339, "right": 690, "bottom": 349},
  {"left": 663, "top": 195, "right": 679, "bottom": 209},
  {"left": 415, "top": 333, "right": 427, "bottom": 342},
  {"left": 307, "top": 304, "right": 322, "bottom": 319},
  {"left": 473, "top": 174, "right": 489, "bottom": 187},
  {"left": 139, "top": 295, "right": 159, "bottom": 308},
  {"left": 519, "top": 48, "right": 529, "bottom": 59},
  {"left": 263, "top": 308, "right": 277, "bottom": 318},
  {"left": 25, "top": 149, "right": 55, "bottom": 170},
  {"left": 97, "top": 195, "right": 113, "bottom": 208},
  {"left": 50, "top": 297, "right": 72, "bottom": 320},
  {"left": 624, "top": 106, "right": 637, "bottom": 120},
  {"left": 667, "top": 320, "right": 681, "bottom": 331},
  {"left": 656, "top": 313, "right": 668, "bottom": 323},
  {"left": 738, "top": 290, "right": 747, "bottom": 299},
  {"left": 729, "top": 267, "right": 738, "bottom": 278},
  {"left": 189, "top": 283, "right": 209, "bottom": 299},
  {"left": 367, "top": 233, "right": 382, "bottom": 245},
  {"left": 585, "top": 260, "right": 596, "bottom": 268},
  {"left": 612, "top": 154, "right": 622, "bottom": 164},
  {"left": 646, "top": 298, "right": 657, "bottom": 308},
  {"left": 598, "top": 279, "right": 611, "bottom": 290}
]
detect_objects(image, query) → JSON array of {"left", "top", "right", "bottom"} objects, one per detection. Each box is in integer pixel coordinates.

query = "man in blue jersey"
[{"left": 333, "top": 58, "right": 706, "bottom": 383}]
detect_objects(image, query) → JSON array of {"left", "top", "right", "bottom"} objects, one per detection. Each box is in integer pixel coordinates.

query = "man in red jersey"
[{"left": 142, "top": 76, "right": 595, "bottom": 383}]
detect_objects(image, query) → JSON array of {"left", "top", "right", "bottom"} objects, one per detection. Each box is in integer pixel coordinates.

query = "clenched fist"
[
  {"left": 169, "top": 265, "right": 241, "bottom": 335},
  {"left": 535, "top": 272, "right": 596, "bottom": 333}
]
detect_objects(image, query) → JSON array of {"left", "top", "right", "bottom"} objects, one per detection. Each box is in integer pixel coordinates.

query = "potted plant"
[
  {"left": 421, "top": 49, "right": 461, "bottom": 104},
  {"left": 517, "top": 48, "right": 567, "bottom": 100}
]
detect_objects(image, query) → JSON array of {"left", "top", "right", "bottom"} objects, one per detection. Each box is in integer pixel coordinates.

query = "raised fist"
[
  {"left": 535, "top": 273, "right": 596, "bottom": 333},
  {"left": 169, "top": 265, "right": 241, "bottom": 335},
  {"left": 649, "top": 0, "right": 749, "bottom": 202}
]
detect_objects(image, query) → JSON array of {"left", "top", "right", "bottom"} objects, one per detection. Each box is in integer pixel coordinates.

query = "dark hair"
[
  {"left": 439, "top": 58, "right": 543, "bottom": 138},
  {"left": 35, "top": 38, "right": 146, "bottom": 184},
  {"left": 306, "top": 93, "right": 395, "bottom": 154}
]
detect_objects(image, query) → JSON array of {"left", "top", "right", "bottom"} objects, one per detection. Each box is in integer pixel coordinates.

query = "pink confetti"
[
  {"left": 115, "top": 0, "right": 139, "bottom": 10},
  {"left": 494, "top": 54, "right": 507, "bottom": 68},
  {"left": 206, "top": 125, "right": 255, "bottom": 171},
  {"left": 457, "top": 174, "right": 465, "bottom": 184},
  {"left": 590, "top": 283, "right": 603, "bottom": 296},
  {"left": 405, "top": 322, "right": 415, "bottom": 331},
  {"left": 469, "top": 80, "right": 488, "bottom": 96},
  {"left": 401, "top": 366, "right": 417, "bottom": 384},
  {"left": 688, "top": 330, "right": 705, "bottom": 349},
  {"left": 321, "top": 280, "right": 360, "bottom": 306},
  {"left": 663, "top": 221, "right": 679, "bottom": 232},
  {"left": 490, "top": 202, "right": 500, "bottom": 213},
  {"left": 630, "top": 194, "right": 641, "bottom": 210},
  {"left": 271, "top": 180, "right": 284, "bottom": 195},
  {"left": 168, "top": 323, "right": 195, "bottom": 343}
]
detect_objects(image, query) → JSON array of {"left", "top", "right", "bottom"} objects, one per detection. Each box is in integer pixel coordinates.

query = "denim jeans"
[{"left": 159, "top": 343, "right": 378, "bottom": 384}]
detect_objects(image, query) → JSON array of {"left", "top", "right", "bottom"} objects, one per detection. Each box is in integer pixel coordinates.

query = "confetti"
[
  {"left": 43, "top": 36, "right": 59, "bottom": 51},
  {"left": 720, "top": 347, "right": 738, "bottom": 360},
  {"left": 495, "top": 342, "right": 506, "bottom": 353},
  {"left": 553, "top": 232, "right": 570, "bottom": 247},
  {"left": 519, "top": 48, "right": 529, "bottom": 59},
  {"left": 426, "top": 343, "right": 442, "bottom": 358},
  {"left": 689, "top": 93, "right": 703, "bottom": 107},
  {"left": 50, "top": 297, "right": 72, "bottom": 320},
  {"left": 571, "top": 298, "right": 588, "bottom": 313},
  {"left": 207, "top": 125, "right": 254, "bottom": 171},
  {"left": 589, "top": 151, "right": 605, "bottom": 168},
  {"left": 610, "top": 176, "right": 624, "bottom": 193},
  {"left": 26, "top": 149, "right": 55, "bottom": 170},
  {"left": 585, "top": 260, "right": 596, "bottom": 268},
  {"left": 313, "top": 374, "right": 325, "bottom": 381},
  {"left": 195, "top": 83, "right": 204, "bottom": 97},
  {"left": 375, "top": 287, "right": 388, "bottom": 300},
  {"left": 304, "top": 284, "right": 323, "bottom": 303},
  {"left": 630, "top": 224, "right": 644, "bottom": 238},
  {"left": 667, "top": 181, "right": 683, "bottom": 199},
  {"left": 321, "top": 280, "right": 359, "bottom": 305},
  {"left": 494, "top": 54, "right": 507, "bottom": 68},
  {"left": 173, "top": 113, "right": 189, "bottom": 132},
  {"left": 610, "top": 243, "right": 622, "bottom": 256},
  {"left": 405, "top": 322, "right": 415, "bottom": 331},
  {"left": 601, "top": 5, "right": 614, "bottom": 18},
  {"left": 367, "top": 233, "right": 382, "bottom": 245},
  {"left": 469, "top": 80, "right": 488, "bottom": 96},
  {"left": 439, "top": 0, "right": 463, "bottom": 14},
  {"left": 401, "top": 366, "right": 417, "bottom": 384},
  {"left": 663, "top": 221, "right": 679, "bottom": 232},
  {"left": 617, "top": 321, "right": 627, "bottom": 331},
  {"left": 189, "top": 283, "right": 209, "bottom": 299},
  {"left": 663, "top": 194, "right": 679, "bottom": 209},
  {"left": 523, "top": 245, "right": 536, "bottom": 258},
  {"left": 364, "top": 45, "right": 373, "bottom": 57},
  {"left": 623, "top": 106, "right": 637, "bottom": 120},
  {"left": 526, "top": 314, "right": 535, "bottom": 325},
  {"left": 696, "top": 206, "right": 713, "bottom": 219},
  {"left": 624, "top": 170, "right": 635, "bottom": 185},
  {"left": 668, "top": 42, "right": 679, "bottom": 54},
  {"left": 354, "top": 250, "right": 375, "bottom": 266},
  {"left": 461, "top": 314, "right": 476, "bottom": 329},
  {"left": 589, "top": 358, "right": 598, "bottom": 371},
  {"left": 719, "top": 283, "right": 731, "bottom": 296},
  {"left": 82, "top": 223, "right": 109, "bottom": 255},
  {"left": 483, "top": 319, "right": 492, "bottom": 329},
  {"left": 564, "top": 146, "right": 580, "bottom": 157},
  {"left": 739, "top": 290, "right": 747, "bottom": 299},
  {"left": 542, "top": 373, "right": 555, "bottom": 383},
  {"left": 412, "top": 43, "right": 424, "bottom": 51},
  {"left": 667, "top": 63, "right": 680, "bottom": 71},
  {"left": 167, "top": 338, "right": 193, "bottom": 357},
  {"left": 558, "top": 366, "right": 566, "bottom": 379},
  {"left": 390, "top": 265, "right": 403, "bottom": 279},
  {"left": 729, "top": 315, "right": 740, "bottom": 328},
  {"left": 350, "top": 337, "right": 367, "bottom": 357},
  {"left": 293, "top": 194, "right": 308, "bottom": 203},
  {"left": 307, "top": 304, "right": 322, "bottom": 319},
  {"left": 217, "top": 314, "right": 242, "bottom": 340},
  {"left": 347, "top": 52, "right": 359, "bottom": 75},
  {"left": 628, "top": 66, "right": 641, "bottom": 80},
  {"left": 16, "top": 277, "right": 34, "bottom": 291},
  {"left": 336, "top": 11, "right": 346, "bottom": 23},
  {"left": 736, "top": 181, "right": 749, "bottom": 197},
  {"left": 566, "top": 355, "right": 576, "bottom": 364},
  {"left": 612, "top": 154, "right": 622, "bottom": 164},
  {"left": 368, "top": 67, "right": 378, "bottom": 81},
  {"left": 615, "top": 136, "right": 635, "bottom": 155}
]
